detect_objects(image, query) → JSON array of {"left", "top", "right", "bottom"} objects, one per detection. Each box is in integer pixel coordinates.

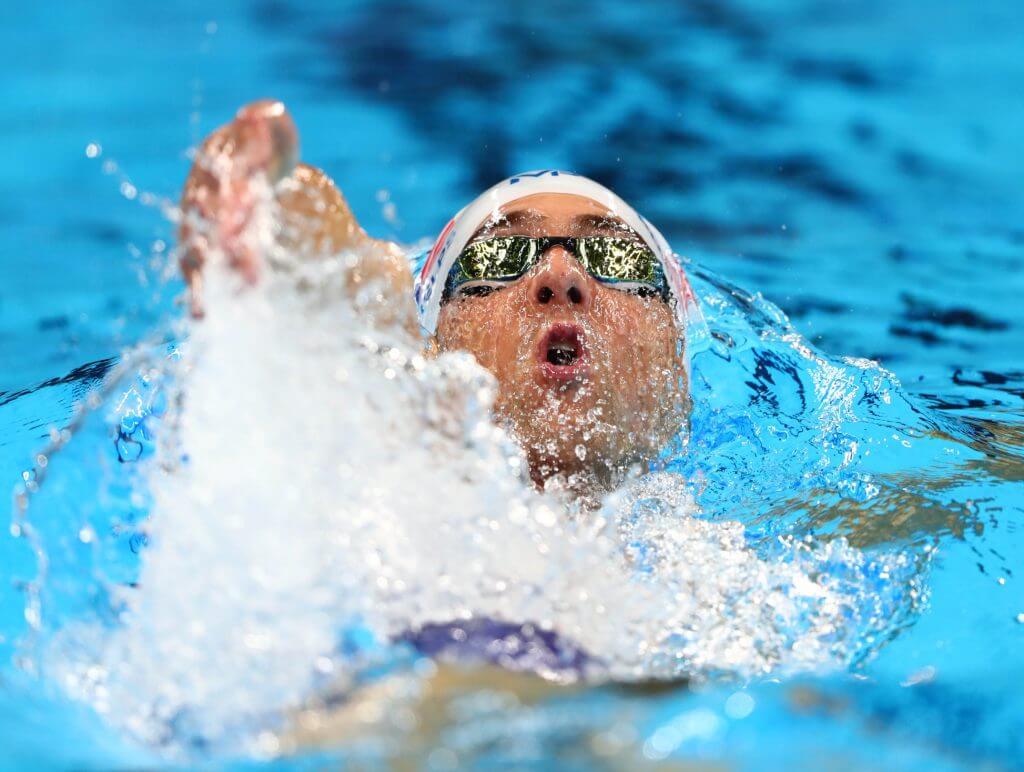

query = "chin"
[{"left": 496, "top": 386, "right": 625, "bottom": 487}]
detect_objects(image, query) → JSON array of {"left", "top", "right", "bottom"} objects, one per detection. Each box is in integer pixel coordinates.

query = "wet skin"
[
  {"left": 435, "top": 193, "right": 689, "bottom": 489},
  {"left": 179, "top": 101, "right": 689, "bottom": 490},
  {"left": 179, "top": 100, "right": 299, "bottom": 315}
]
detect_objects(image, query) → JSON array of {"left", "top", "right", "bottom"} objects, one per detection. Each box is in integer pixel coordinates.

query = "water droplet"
[
  {"left": 900, "top": 665, "right": 936, "bottom": 686},
  {"left": 534, "top": 506, "right": 556, "bottom": 527},
  {"left": 255, "top": 731, "right": 279, "bottom": 754},
  {"left": 724, "top": 691, "right": 755, "bottom": 719},
  {"left": 427, "top": 748, "right": 458, "bottom": 770},
  {"left": 314, "top": 656, "right": 334, "bottom": 674}
]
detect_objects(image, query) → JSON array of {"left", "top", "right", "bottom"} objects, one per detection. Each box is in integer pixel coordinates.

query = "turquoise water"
[{"left": 2, "top": 1, "right": 1023, "bottom": 768}]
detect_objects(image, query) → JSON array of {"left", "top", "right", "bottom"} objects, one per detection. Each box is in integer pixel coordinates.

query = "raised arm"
[{"left": 178, "top": 100, "right": 414, "bottom": 331}]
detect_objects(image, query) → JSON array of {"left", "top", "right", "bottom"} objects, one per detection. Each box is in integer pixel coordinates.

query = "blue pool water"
[{"left": 2, "top": 1, "right": 1023, "bottom": 769}]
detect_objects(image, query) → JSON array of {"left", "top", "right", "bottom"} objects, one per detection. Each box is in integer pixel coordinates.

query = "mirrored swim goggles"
[{"left": 442, "top": 235, "right": 670, "bottom": 301}]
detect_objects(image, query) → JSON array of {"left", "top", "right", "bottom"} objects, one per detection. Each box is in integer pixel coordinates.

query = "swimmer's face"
[{"left": 435, "top": 193, "right": 689, "bottom": 487}]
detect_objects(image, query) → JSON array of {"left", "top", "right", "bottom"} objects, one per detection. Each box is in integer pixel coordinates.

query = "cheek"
[
  {"left": 591, "top": 296, "right": 678, "bottom": 388},
  {"left": 436, "top": 297, "right": 530, "bottom": 383}
]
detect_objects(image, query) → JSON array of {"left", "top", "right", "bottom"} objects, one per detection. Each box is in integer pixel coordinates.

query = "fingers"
[
  {"left": 179, "top": 230, "right": 258, "bottom": 318},
  {"left": 188, "top": 272, "right": 205, "bottom": 319},
  {"left": 178, "top": 100, "right": 299, "bottom": 318},
  {"left": 235, "top": 98, "right": 288, "bottom": 123},
  {"left": 224, "top": 238, "right": 261, "bottom": 286},
  {"left": 179, "top": 240, "right": 207, "bottom": 319},
  {"left": 234, "top": 100, "right": 299, "bottom": 184}
]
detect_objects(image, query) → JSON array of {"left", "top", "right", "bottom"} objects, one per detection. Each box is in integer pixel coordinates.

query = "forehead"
[
  {"left": 475, "top": 192, "right": 629, "bottom": 235},
  {"left": 496, "top": 192, "right": 614, "bottom": 219}
]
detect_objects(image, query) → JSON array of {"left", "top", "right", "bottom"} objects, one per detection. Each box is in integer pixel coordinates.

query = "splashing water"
[{"left": 25, "top": 205, "right": 929, "bottom": 757}]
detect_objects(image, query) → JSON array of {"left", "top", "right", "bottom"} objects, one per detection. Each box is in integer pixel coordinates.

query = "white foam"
[{"left": 49, "top": 237, "right": 921, "bottom": 756}]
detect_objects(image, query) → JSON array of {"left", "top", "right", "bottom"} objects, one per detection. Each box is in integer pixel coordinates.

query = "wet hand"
[{"left": 178, "top": 99, "right": 299, "bottom": 318}]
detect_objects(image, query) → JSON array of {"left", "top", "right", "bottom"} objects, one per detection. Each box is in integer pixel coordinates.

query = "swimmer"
[{"left": 179, "top": 100, "right": 697, "bottom": 493}]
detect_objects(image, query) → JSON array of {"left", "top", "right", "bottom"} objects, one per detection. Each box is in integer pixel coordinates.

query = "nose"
[{"left": 528, "top": 245, "right": 592, "bottom": 310}]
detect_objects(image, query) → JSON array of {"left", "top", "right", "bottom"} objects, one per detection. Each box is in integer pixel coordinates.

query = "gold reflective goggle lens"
[
  {"left": 457, "top": 236, "right": 537, "bottom": 280},
  {"left": 446, "top": 236, "right": 666, "bottom": 299},
  {"left": 576, "top": 237, "right": 660, "bottom": 284}
]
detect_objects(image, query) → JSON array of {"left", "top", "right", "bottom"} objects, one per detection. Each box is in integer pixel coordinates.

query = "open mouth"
[{"left": 537, "top": 323, "right": 588, "bottom": 383}]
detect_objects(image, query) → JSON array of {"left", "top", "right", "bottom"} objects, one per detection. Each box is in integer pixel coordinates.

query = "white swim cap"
[{"left": 415, "top": 170, "right": 699, "bottom": 335}]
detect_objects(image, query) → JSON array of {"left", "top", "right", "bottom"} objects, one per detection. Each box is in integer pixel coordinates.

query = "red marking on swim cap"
[{"left": 421, "top": 217, "right": 456, "bottom": 280}]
